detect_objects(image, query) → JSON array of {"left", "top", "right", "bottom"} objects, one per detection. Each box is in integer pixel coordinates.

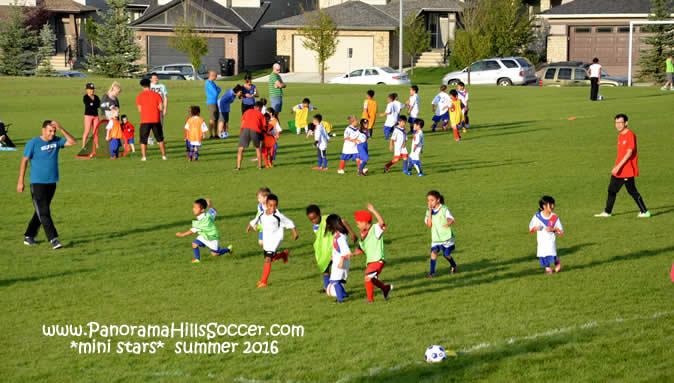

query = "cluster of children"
[{"left": 104, "top": 106, "right": 136, "bottom": 159}]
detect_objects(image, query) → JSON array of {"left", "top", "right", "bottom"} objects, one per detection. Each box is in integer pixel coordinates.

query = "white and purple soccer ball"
[
  {"left": 598, "top": 94, "right": 605, "bottom": 101},
  {"left": 425, "top": 345, "right": 448, "bottom": 363}
]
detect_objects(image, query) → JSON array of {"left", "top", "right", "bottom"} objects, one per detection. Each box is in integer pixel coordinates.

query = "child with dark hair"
[
  {"left": 529, "top": 196, "right": 564, "bottom": 274},
  {"left": 262, "top": 107, "right": 280, "bottom": 168},
  {"left": 408, "top": 118, "right": 424, "bottom": 176},
  {"left": 312, "top": 114, "right": 329, "bottom": 170},
  {"left": 327, "top": 214, "right": 351, "bottom": 303},
  {"left": 176, "top": 199, "right": 232, "bottom": 263},
  {"left": 431, "top": 84, "right": 450, "bottom": 132},
  {"left": 448, "top": 89, "right": 463, "bottom": 142},
  {"left": 406, "top": 85, "right": 420, "bottom": 131},
  {"left": 184, "top": 105, "right": 208, "bottom": 161},
  {"left": 121, "top": 114, "right": 135, "bottom": 155},
  {"left": 356, "top": 118, "right": 370, "bottom": 176},
  {"left": 425, "top": 190, "right": 457, "bottom": 277},
  {"left": 385, "top": 115, "right": 409, "bottom": 174},
  {"left": 362, "top": 89, "right": 377, "bottom": 137},
  {"left": 379, "top": 93, "right": 401, "bottom": 140},
  {"left": 292, "top": 97, "right": 317, "bottom": 135},
  {"left": 456, "top": 81, "right": 470, "bottom": 132}
]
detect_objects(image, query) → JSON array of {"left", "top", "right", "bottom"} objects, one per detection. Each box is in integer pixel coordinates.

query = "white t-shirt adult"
[
  {"left": 588, "top": 63, "right": 602, "bottom": 78},
  {"left": 330, "top": 233, "right": 350, "bottom": 281},
  {"left": 528, "top": 212, "right": 563, "bottom": 257},
  {"left": 249, "top": 209, "right": 296, "bottom": 252},
  {"left": 391, "top": 127, "right": 408, "bottom": 156},
  {"left": 384, "top": 101, "right": 402, "bottom": 127},
  {"left": 341, "top": 125, "right": 359, "bottom": 154},
  {"left": 408, "top": 94, "right": 419, "bottom": 118},
  {"left": 432, "top": 92, "right": 451, "bottom": 116}
]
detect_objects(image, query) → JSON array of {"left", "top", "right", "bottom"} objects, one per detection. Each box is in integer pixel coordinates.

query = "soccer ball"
[
  {"left": 219, "top": 131, "right": 229, "bottom": 139},
  {"left": 598, "top": 94, "right": 605, "bottom": 101},
  {"left": 326, "top": 282, "right": 337, "bottom": 297},
  {"left": 424, "top": 345, "right": 448, "bottom": 363},
  {"left": 362, "top": 168, "right": 369, "bottom": 175}
]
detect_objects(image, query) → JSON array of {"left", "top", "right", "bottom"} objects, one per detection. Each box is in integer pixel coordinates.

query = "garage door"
[
  {"left": 568, "top": 25, "right": 649, "bottom": 74},
  {"left": 148, "top": 36, "right": 225, "bottom": 73},
  {"left": 293, "top": 35, "right": 373, "bottom": 73}
]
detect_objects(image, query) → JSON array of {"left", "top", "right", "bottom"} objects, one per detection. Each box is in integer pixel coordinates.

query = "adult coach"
[
  {"left": 586, "top": 58, "right": 601, "bottom": 101},
  {"left": 269, "top": 63, "right": 286, "bottom": 113},
  {"left": 595, "top": 114, "right": 650, "bottom": 218},
  {"left": 662, "top": 53, "right": 673, "bottom": 91},
  {"left": 217, "top": 84, "right": 243, "bottom": 138},
  {"left": 235, "top": 100, "right": 266, "bottom": 170},
  {"left": 17, "top": 120, "right": 77, "bottom": 249},
  {"left": 150, "top": 73, "right": 168, "bottom": 125},
  {"left": 136, "top": 79, "right": 166, "bottom": 161},
  {"left": 205, "top": 71, "right": 221, "bottom": 139}
]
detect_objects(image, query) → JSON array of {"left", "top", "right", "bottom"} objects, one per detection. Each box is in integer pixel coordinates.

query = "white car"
[
  {"left": 150, "top": 63, "right": 208, "bottom": 80},
  {"left": 329, "top": 67, "right": 411, "bottom": 85},
  {"left": 442, "top": 57, "right": 537, "bottom": 86}
]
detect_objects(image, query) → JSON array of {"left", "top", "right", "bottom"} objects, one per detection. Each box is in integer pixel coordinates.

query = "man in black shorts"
[
  {"left": 236, "top": 101, "right": 266, "bottom": 170},
  {"left": 136, "top": 79, "right": 166, "bottom": 160}
]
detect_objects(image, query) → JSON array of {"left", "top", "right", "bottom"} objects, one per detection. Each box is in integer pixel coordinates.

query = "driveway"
[{"left": 253, "top": 72, "right": 342, "bottom": 84}]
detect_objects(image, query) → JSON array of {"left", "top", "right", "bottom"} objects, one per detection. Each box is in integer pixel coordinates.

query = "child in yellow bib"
[
  {"left": 291, "top": 97, "right": 317, "bottom": 135},
  {"left": 184, "top": 106, "right": 208, "bottom": 161}
]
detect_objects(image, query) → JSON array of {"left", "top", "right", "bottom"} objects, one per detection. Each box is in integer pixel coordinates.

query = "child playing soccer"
[
  {"left": 448, "top": 90, "right": 463, "bottom": 142},
  {"left": 362, "top": 90, "right": 377, "bottom": 137},
  {"left": 262, "top": 108, "right": 279, "bottom": 168},
  {"left": 425, "top": 190, "right": 457, "bottom": 277},
  {"left": 247, "top": 194, "right": 298, "bottom": 288},
  {"left": 408, "top": 118, "right": 425, "bottom": 176},
  {"left": 184, "top": 105, "right": 209, "bottom": 161},
  {"left": 431, "top": 85, "right": 450, "bottom": 132},
  {"left": 457, "top": 81, "right": 470, "bottom": 132},
  {"left": 406, "top": 85, "right": 420, "bottom": 132},
  {"left": 121, "top": 115, "right": 135, "bottom": 156},
  {"left": 312, "top": 114, "right": 329, "bottom": 170},
  {"left": 175, "top": 199, "right": 232, "bottom": 263},
  {"left": 337, "top": 115, "right": 361, "bottom": 174},
  {"left": 342, "top": 204, "right": 393, "bottom": 303},
  {"left": 328, "top": 214, "right": 351, "bottom": 303},
  {"left": 385, "top": 115, "right": 409, "bottom": 174},
  {"left": 529, "top": 196, "right": 564, "bottom": 274},
  {"left": 379, "top": 93, "right": 401, "bottom": 140},
  {"left": 105, "top": 106, "right": 123, "bottom": 159},
  {"left": 255, "top": 187, "right": 271, "bottom": 247},
  {"left": 291, "top": 98, "right": 317, "bottom": 135},
  {"left": 356, "top": 119, "right": 370, "bottom": 176}
]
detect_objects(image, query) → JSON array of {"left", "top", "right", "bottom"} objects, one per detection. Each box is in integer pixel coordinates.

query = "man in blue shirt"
[
  {"left": 17, "top": 120, "right": 77, "bottom": 249},
  {"left": 217, "top": 84, "right": 244, "bottom": 138},
  {"left": 204, "top": 71, "right": 221, "bottom": 139}
]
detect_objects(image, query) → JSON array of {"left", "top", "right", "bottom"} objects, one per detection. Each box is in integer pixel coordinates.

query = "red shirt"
[
  {"left": 136, "top": 90, "right": 163, "bottom": 124},
  {"left": 122, "top": 122, "right": 135, "bottom": 140},
  {"left": 615, "top": 129, "right": 638, "bottom": 178},
  {"left": 240, "top": 109, "right": 266, "bottom": 134}
]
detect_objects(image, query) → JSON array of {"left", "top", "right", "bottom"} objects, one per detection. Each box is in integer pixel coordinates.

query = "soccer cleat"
[
  {"left": 24, "top": 236, "right": 37, "bottom": 246},
  {"left": 545, "top": 267, "right": 552, "bottom": 274},
  {"left": 417, "top": 173, "right": 425, "bottom": 177},
  {"left": 450, "top": 266, "right": 458, "bottom": 274},
  {"left": 384, "top": 167, "right": 389, "bottom": 173},
  {"left": 637, "top": 211, "right": 651, "bottom": 218},
  {"left": 256, "top": 281, "right": 267, "bottom": 288},
  {"left": 555, "top": 261, "right": 561, "bottom": 273},
  {"left": 462, "top": 128, "right": 467, "bottom": 133},
  {"left": 425, "top": 273, "right": 434, "bottom": 278},
  {"left": 279, "top": 249, "right": 289, "bottom": 264},
  {"left": 227, "top": 244, "right": 233, "bottom": 254},
  {"left": 191, "top": 258, "right": 200, "bottom": 263},
  {"left": 594, "top": 212, "right": 612, "bottom": 217},
  {"left": 383, "top": 284, "right": 393, "bottom": 300},
  {"left": 337, "top": 169, "right": 345, "bottom": 174},
  {"left": 312, "top": 166, "right": 322, "bottom": 170},
  {"left": 403, "top": 170, "right": 411, "bottom": 176},
  {"left": 51, "top": 238, "right": 63, "bottom": 249}
]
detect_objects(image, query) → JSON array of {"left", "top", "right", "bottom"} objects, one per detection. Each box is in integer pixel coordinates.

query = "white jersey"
[
  {"left": 250, "top": 209, "right": 296, "bottom": 252},
  {"left": 408, "top": 94, "right": 419, "bottom": 118},
  {"left": 410, "top": 130, "right": 424, "bottom": 160},
  {"left": 384, "top": 101, "right": 402, "bottom": 127},
  {"left": 341, "top": 125, "right": 359, "bottom": 154},
  {"left": 432, "top": 92, "right": 451, "bottom": 116},
  {"left": 330, "top": 233, "right": 350, "bottom": 281},
  {"left": 391, "top": 127, "right": 408, "bottom": 156},
  {"left": 314, "top": 122, "right": 329, "bottom": 150},
  {"left": 457, "top": 90, "right": 469, "bottom": 109},
  {"left": 529, "top": 212, "right": 563, "bottom": 257},
  {"left": 150, "top": 83, "right": 167, "bottom": 100}
]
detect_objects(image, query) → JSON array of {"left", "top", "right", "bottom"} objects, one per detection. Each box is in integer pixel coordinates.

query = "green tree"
[
  {"left": 169, "top": 17, "right": 209, "bottom": 75},
  {"left": 449, "top": 1, "right": 490, "bottom": 84},
  {"left": 637, "top": 0, "right": 674, "bottom": 82},
  {"left": 83, "top": 16, "right": 100, "bottom": 56},
  {"left": 298, "top": 7, "right": 338, "bottom": 83},
  {"left": 0, "top": 6, "right": 37, "bottom": 76},
  {"left": 87, "top": 0, "right": 143, "bottom": 77},
  {"left": 36, "top": 24, "right": 56, "bottom": 76},
  {"left": 398, "top": 14, "right": 431, "bottom": 76}
]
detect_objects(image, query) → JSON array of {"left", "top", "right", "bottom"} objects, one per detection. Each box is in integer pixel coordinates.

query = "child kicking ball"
[{"left": 176, "top": 199, "right": 232, "bottom": 263}]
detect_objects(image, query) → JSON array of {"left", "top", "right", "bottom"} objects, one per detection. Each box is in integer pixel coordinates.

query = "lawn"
[{"left": 1, "top": 76, "right": 673, "bottom": 383}]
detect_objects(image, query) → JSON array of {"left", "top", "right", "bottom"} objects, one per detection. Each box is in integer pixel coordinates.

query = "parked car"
[
  {"left": 140, "top": 73, "right": 187, "bottom": 81},
  {"left": 540, "top": 66, "right": 626, "bottom": 87},
  {"left": 149, "top": 63, "right": 208, "bottom": 80},
  {"left": 442, "top": 57, "right": 537, "bottom": 86},
  {"left": 329, "top": 67, "right": 411, "bottom": 85},
  {"left": 55, "top": 70, "right": 88, "bottom": 78}
]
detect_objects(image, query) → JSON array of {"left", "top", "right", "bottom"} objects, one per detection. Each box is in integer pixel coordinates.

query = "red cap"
[{"left": 354, "top": 210, "right": 373, "bottom": 223}]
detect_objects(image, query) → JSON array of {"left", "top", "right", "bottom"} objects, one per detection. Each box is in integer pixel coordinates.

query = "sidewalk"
[{"left": 253, "top": 72, "right": 342, "bottom": 84}]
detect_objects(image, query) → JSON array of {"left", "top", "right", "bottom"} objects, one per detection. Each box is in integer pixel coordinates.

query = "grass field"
[{"left": 1, "top": 76, "right": 673, "bottom": 383}]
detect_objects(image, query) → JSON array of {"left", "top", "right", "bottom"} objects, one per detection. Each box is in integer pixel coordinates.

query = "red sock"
[
  {"left": 356, "top": 159, "right": 361, "bottom": 168},
  {"left": 372, "top": 278, "right": 386, "bottom": 290},
  {"left": 261, "top": 263, "right": 271, "bottom": 283},
  {"left": 339, "top": 160, "right": 346, "bottom": 170},
  {"left": 365, "top": 280, "right": 374, "bottom": 301},
  {"left": 385, "top": 160, "right": 395, "bottom": 169},
  {"left": 453, "top": 128, "right": 460, "bottom": 140}
]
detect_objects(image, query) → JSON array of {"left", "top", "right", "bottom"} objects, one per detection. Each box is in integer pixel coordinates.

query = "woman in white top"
[{"left": 586, "top": 57, "right": 602, "bottom": 101}]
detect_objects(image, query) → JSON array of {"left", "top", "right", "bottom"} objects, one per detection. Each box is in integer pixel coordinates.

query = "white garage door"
[{"left": 293, "top": 35, "right": 374, "bottom": 73}]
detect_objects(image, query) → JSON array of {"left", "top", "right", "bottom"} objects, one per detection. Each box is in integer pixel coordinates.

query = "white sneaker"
[
  {"left": 337, "top": 169, "right": 344, "bottom": 174},
  {"left": 141, "top": 157, "right": 147, "bottom": 161},
  {"left": 162, "top": 156, "right": 168, "bottom": 160},
  {"left": 637, "top": 211, "right": 651, "bottom": 218},
  {"left": 594, "top": 212, "right": 611, "bottom": 217}
]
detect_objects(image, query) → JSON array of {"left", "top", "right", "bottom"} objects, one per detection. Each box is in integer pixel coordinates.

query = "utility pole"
[{"left": 399, "top": 0, "right": 403, "bottom": 72}]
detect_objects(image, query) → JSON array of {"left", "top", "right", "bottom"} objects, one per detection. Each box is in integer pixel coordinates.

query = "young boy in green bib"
[
  {"left": 424, "top": 190, "right": 457, "bottom": 277},
  {"left": 343, "top": 204, "right": 393, "bottom": 303},
  {"left": 176, "top": 199, "right": 232, "bottom": 263}
]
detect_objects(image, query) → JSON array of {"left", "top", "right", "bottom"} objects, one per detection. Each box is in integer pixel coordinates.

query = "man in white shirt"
[{"left": 586, "top": 57, "right": 602, "bottom": 101}]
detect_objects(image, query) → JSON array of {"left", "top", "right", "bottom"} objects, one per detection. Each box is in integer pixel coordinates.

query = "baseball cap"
[
  {"left": 85, "top": 83, "right": 95, "bottom": 89},
  {"left": 354, "top": 210, "right": 373, "bottom": 223}
]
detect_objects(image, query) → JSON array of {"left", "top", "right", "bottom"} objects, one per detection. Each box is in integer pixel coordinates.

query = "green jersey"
[
  {"left": 358, "top": 223, "right": 386, "bottom": 263},
  {"left": 313, "top": 216, "right": 332, "bottom": 272},
  {"left": 425, "top": 205, "right": 455, "bottom": 245},
  {"left": 269, "top": 72, "right": 283, "bottom": 98},
  {"left": 192, "top": 208, "right": 220, "bottom": 241},
  {"left": 667, "top": 58, "right": 674, "bottom": 73}
]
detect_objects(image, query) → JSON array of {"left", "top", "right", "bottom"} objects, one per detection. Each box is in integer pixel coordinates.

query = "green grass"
[
  {"left": 1, "top": 77, "right": 673, "bottom": 382},
  {"left": 407, "top": 67, "right": 451, "bottom": 84}
]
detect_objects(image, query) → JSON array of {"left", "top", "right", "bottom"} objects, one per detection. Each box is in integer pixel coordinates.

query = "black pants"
[
  {"left": 604, "top": 176, "right": 648, "bottom": 214},
  {"left": 1, "top": 134, "right": 15, "bottom": 147},
  {"left": 590, "top": 77, "right": 599, "bottom": 100},
  {"left": 25, "top": 183, "right": 58, "bottom": 241}
]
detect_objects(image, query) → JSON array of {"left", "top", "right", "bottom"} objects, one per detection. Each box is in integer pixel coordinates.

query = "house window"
[
  {"left": 558, "top": 68, "right": 572, "bottom": 80},
  {"left": 596, "top": 27, "right": 613, "bottom": 33},
  {"left": 574, "top": 27, "right": 591, "bottom": 33},
  {"left": 544, "top": 68, "right": 556, "bottom": 79}
]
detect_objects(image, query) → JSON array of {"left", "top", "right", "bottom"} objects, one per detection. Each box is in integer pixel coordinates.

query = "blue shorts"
[
  {"left": 408, "top": 117, "right": 417, "bottom": 125},
  {"left": 432, "top": 113, "right": 449, "bottom": 123},
  {"left": 340, "top": 153, "right": 358, "bottom": 161},
  {"left": 127, "top": 138, "right": 135, "bottom": 144},
  {"left": 539, "top": 256, "right": 556, "bottom": 268},
  {"left": 431, "top": 244, "right": 455, "bottom": 257}
]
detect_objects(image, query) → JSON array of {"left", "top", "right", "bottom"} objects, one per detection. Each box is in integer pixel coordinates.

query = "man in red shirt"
[
  {"left": 136, "top": 78, "right": 165, "bottom": 161},
  {"left": 595, "top": 114, "right": 650, "bottom": 217},
  {"left": 235, "top": 100, "right": 266, "bottom": 170}
]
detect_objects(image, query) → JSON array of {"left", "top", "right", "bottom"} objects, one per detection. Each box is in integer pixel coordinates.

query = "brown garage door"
[{"left": 569, "top": 25, "right": 650, "bottom": 75}]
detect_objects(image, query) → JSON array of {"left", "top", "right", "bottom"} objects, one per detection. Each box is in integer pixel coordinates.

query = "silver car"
[{"left": 442, "top": 57, "right": 537, "bottom": 86}]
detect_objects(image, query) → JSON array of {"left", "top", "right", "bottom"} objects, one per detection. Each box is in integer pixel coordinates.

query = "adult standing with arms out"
[
  {"left": 586, "top": 58, "right": 601, "bottom": 101},
  {"left": 269, "top": 63, "right": 286, "bottom": 113},
  {"left": 218, "top": 84, "right": 243, "bottom": 139},
  {"left": 594, "top": 114, "right": 650, "bottom": 218},
  {"left": 82, "top": 83, "right": 100, "bottom": 149},
  {"left": 241, "top": 74, "right": 258, "bottom": 114},
  {"left": 100, "top": 82, "right": 121, "bottom": 119},
  {"left": 136, "top": 79, "right": 166, "bottom": 161},
  {"left": 150, "top": 73, "right": 168, "bottom": 125},
  {"left": 235, "top": 100, "right": 266, "bottom": 170},
  {"left": 205, "top": 71, "right": 221, "bottom": 139},
  {"left": 17, "top": 120, "right": 77, "bottom": 249},
  {"left": 662, "top": 53, "right": 673, "bottom": 91}
]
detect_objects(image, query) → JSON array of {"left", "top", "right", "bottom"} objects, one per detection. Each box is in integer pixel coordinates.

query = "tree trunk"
[{"left": 320, "top": 62, "right": 325, "bottom": 84}]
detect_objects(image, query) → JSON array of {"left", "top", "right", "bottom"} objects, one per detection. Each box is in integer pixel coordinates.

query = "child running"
[
  {"left": 121, "top": 114, "right": 135, "bottom": 155},
  {"left": 529, "top": 196, "right": 564, "bottom": 274},
  {"left": 291, "top": 98, "right": 317, "bottom": 135},
  {"left": 407, "top": 118, "right": 425, "bottom": 176},
  {"left": 247, "top": 194, "right": 298, "bottom": 288},
  {"left": 337, "top": 115, "right": 361, "bottom": 174},
  {"left": 380, "top": 93, "right": 401, "bottom": 140},
  {"left": 406, "top": 85, "right": 420, "bottom": 132},
  {"left": 457, "top": 81, "right": 470, "bottom": 132},
  {"left": 362, "top": 90, "right": 377, "bottom": 137},
  {"left": 356, "top": 119, "right": 370, "bottom": 176},
  {"left": 328, "top": 214, "right": 351, "bottom": 303},
  {"left": 448, "top": 90, "right": 463, "bottom": 142},
  {"left": 105, "top": 106, "right": 123, "bottom": 159},
  {"left": 385, "top": 115, "right": 409, "bottom": 174},
  {"left": 342, "top": 204, "right": 393, "bottom": 303},
  {"left": 184, "top": 105, "right": 209, "bottom": 161},
  {"left": 425, "top": 190, "right": 457, "bottom": 277},
  {"left": 312, "top": 114, "right": 329, "bottom": 170},
  {"left": 431, "top": 85, "right": 450, "bottom": 132},
  {"left": 175, "top": 199, "right": 232, "bottom": 263}
]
